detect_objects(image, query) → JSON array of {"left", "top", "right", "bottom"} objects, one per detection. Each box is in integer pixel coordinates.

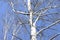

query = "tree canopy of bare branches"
[{"left": 1, "top": 0, "right": 60, "bottom": 40}]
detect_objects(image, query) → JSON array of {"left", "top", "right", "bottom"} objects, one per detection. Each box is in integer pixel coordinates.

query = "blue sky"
[{"left": 0, "top": 1, "right": 7, "bottom": 40}]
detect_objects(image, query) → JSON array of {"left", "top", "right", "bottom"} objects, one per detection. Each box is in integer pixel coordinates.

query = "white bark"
[{"left": 27, "top": 0, "right": 36, "bottom": 40}]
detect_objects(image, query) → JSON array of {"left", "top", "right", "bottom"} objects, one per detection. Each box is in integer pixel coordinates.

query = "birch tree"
[{"left": 2, "top": 0, "right": 60, "bottom": 40}]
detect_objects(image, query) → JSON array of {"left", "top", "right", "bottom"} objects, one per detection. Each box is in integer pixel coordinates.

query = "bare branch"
[
  {"left": 12, "top": 34, "right": 22, "bottom": 40},
  {"left": 35, "top": 5, "right": 59, "bottom": 13},
  {"left": 33, "top": 6, "right": 49, "bottom": 25},
  {"left": 33, "top": 5, "right": 59, "bottom": 27},
  {"left": 35, "top": 0, "right": 44, "bottom": 8},
  {"left": 37, "top": 20, "right": 60, "bottom": 35},
  {"left": 49, "top": 34, "right": 60, "bottom": 40},
  {"left": 10, "top": 2, "right": 27, "bottom": 14}
]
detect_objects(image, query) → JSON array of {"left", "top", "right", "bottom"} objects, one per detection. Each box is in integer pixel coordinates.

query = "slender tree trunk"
[{"left": 27, "top": 0, "right": 36, "bottom": 40}]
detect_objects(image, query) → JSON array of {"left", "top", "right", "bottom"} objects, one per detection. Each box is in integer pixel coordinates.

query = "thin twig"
[
  {"left": 50, "top": 34, "right": 60, "bottom": 40},
  {"left": 12, "top": 34, "right": 22, "bottom": 40},
  {"left": 10, "top": 2, "right": 27, "bottom": 14}
]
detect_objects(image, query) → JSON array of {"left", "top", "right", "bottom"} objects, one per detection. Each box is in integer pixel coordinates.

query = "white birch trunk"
[{"left": 27, "top": 0, "right": 36, "bottom": 40}]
